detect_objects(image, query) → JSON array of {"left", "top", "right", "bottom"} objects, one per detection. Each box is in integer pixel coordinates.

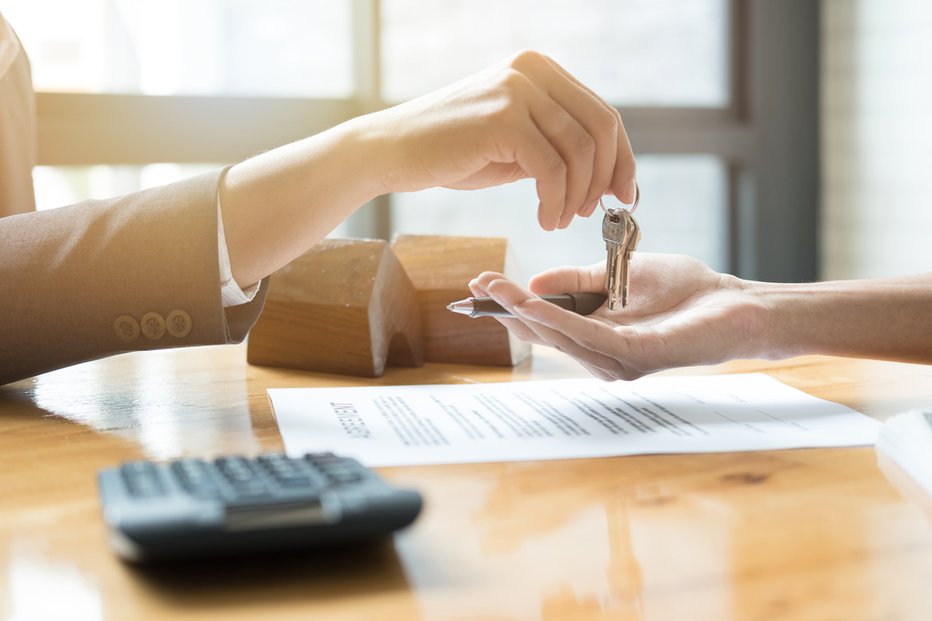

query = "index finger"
[
  {"left": 528, "top": 262, "right": 604, "bottom": 295},
  {"left": 540, "top": 56, "right": 638, "bottom": 205},
  {"left": 514, "top": 293, "right": 642, "bottom": 368}
]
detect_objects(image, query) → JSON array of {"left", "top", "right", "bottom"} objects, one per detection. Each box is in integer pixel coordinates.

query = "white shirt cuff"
[{"left": 217, "top": 178, "right": 260, "bottom": 308}]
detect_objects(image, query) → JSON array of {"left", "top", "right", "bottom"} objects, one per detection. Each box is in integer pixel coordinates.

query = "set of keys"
[{"left": 601, "top": 186, "right": 641, "bottom": 310}]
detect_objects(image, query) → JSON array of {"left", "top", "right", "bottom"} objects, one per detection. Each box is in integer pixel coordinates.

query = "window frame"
[{"left": 32, "top": 0, "right": 819, "bottom": 281}]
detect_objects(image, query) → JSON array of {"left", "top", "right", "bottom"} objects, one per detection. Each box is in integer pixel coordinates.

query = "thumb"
[{"left": 528, "top": 262, "right": 604, "bottom": 295}]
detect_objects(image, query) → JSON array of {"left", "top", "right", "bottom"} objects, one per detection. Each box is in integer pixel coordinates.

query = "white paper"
[
  {"left": 877, "top": 410, "right": 932, "bottom": 497},
  {"left": 268, "top": 374, "right": 879, "bottom": 467}
]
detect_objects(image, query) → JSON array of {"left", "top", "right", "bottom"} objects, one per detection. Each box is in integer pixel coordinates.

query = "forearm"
[
  {"left": 754, "top": 274, "right": 932, "bottom": 363},
  {"left": 218, "top": 51, "right": 641, "bottom": 289},
  {"left": 219, "top": 117, "right": 384, "bottom": 289}
]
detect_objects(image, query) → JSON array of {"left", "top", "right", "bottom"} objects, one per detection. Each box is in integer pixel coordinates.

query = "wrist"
[
  {"left": 337, "top": 113, "right": 394, "bottom": 201},
  {"left": 749, "top": 281, "right": 815, "bottom": 360},
  {"left": 342, "top": 109, "right": 407, "bottom": 198},
  {"left": 712, "top": 274, "right": 783, "bottom": 361},
  {"left": 752, "top": 280, "right": 866, "bottom": 360},
  {"left": 753, "top": 276, "right": 932, "bottom": 363},
  {"left": 220, "top": 115, "right": 391, "bottom": 287}
]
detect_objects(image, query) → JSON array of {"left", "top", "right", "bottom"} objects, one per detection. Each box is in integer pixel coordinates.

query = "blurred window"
[
  {"left": 2, "top": 0, "right": 353, "bottom": 97},
  {"left": 383, "top": 0, "right": 731, "bottom": 273},
  {"left": 392, "top": 155, "right": 728, "bottom": 275},
  {"left": 3, "top": 0, "right": 744, "bottom": 275},
  {"left": 382, "top": 0, "right": 729, "bottom": 106}
]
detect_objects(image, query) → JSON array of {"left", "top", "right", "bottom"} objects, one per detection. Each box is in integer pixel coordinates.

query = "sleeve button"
[
  {"left": 114, "top": 315, "right": 140, "bottom": 343},
  {"left": 140, "top": 312, "right": 166, "bottom": 340},
  {"left": 166, "top": 310, "right": 192, "bottom": 338}
]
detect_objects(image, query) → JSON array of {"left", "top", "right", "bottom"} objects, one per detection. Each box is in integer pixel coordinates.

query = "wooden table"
[{"left": 1, "top": 345, "right": 931, "bottom": 621}]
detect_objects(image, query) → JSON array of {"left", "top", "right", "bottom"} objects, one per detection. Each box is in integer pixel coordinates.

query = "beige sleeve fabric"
[
  {"left": 0, "top": 170, "right": 269, "bottom": 385},
  {"left": 0, "top": 16, "right": 269, "bottom": 385}
]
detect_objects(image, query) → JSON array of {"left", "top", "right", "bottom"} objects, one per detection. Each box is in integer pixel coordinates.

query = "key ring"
[{"left": 598, "top": 182, "right": 640, "bottom": 215}]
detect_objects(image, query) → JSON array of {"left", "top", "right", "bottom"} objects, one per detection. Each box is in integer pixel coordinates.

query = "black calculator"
[{"left": 97, "top": 453, "right": 422, "bottom": 562}]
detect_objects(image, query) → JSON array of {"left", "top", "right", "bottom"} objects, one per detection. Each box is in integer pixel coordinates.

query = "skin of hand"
[
  {"left": 470, "top": 254, "right": 932, "bottom": 381},
  {"left": 469, "top": 254, "right": 768, "bottom": 381},
  {"left": 220, "top": 50, "right": 637, "bottom": 289}
]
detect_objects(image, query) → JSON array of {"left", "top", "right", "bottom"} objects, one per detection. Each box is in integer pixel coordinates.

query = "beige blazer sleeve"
[{"left": 0, "top": 18, "right": 268, "bottom": 385}]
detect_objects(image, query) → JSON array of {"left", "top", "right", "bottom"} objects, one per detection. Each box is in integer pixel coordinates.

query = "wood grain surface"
[
  {"left": 247, "top": 239, "right": 423, "bottom": 377},
  {"left": 392, "top": 234, "right": 531, "bottom": 366},
  {"left": 1, "top": 346, "right": 931, "bottom": 621}
]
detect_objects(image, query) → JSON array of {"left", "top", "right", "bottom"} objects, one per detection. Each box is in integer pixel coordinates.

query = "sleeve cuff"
[{"left": 216, "top": 167, "right": 261, "bottom": 308}]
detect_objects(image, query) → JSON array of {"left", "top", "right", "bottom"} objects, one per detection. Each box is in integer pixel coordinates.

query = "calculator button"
[
  {"left": 304, "top": 453, "right": 340, "bottom": 466},
  {"left": 215, "top": 456, "right": 257, "bottom": 481},
  {"left": 232, "top": 482, "right": 269, "bottom": 497},
  {"left": 305, "top": 456, "right": 366, "bottom": 485},
  {"left": 121, "top": 462, "right": 165, "bottom": 498},
  {"left": 258, "top": 455, "right": 312, "bottom": 488},
  {"left": 322, "top": 465, "right": 362, "bottom": 485},
  {"left": 170, "top": 460, "right": 220, "bottom": 498},
  {"left": 215, "top": 457, "right": 268, "bottom": 495}
]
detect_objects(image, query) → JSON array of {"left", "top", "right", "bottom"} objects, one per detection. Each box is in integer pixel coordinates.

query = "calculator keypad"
[
  {"left": 121, "top": 462, "right": 165, "bottom": 498},
  {"left": 215, "top": 456, "right": 268, "bottom": 497},
  {"left": 101, "top": 452, "right": 422, "bottom": 562},
  {"left": 170, "top": 459, "right": 220, "bottom": 498},
  {"left": 258, "top": 454, "right": 313, "bottom": 487},
  {"left": 119, "top": 453, "right": 369, "bottom": 504}
]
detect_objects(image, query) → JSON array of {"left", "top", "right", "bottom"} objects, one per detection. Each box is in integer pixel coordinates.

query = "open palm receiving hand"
[{"left": 469, "top": 254, "right": 770, "bottom": 381}]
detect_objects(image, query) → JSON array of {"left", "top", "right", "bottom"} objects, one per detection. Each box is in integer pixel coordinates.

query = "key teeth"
[{"left": 606, "top": 293, "right": 621, "bottom": 311}]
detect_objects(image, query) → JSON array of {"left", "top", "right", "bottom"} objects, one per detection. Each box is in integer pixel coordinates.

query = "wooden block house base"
[
  {"left": 392, "top": 234, "right": 530, "bottom": 367},
  {"left": 247, "top": 239, "right": 423, "bottom": 377}
]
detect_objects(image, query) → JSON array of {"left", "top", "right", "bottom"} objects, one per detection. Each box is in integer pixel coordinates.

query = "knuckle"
[
  {"left": 486, "top": 97, "right": 523, "bottom": 127},
  {"left": 509, "top": 49, "right": 545, "bottom": 71},
  {"left": 498, "top": 67, "right": 528, "bottom": 92},
  {"left": 610, "top": 106, "right": 623, "bottom": 127},
  {"left": 547, "top": 152, "right": 567, "bottom": 177},
  {"left": 549, "top": 157, "right": 568, "bottom": 178},
  {"left": 600, "top": 107, "right": 620, "bottom": 136},
  {"left": 486, "top": 101, "right": 514, "bottom": 126},
  {"left": 576, "top": 131, "right": 596, "bottom": 155},
  {"left": 487, "top": 71, "right": 530, "bottom": 119}
]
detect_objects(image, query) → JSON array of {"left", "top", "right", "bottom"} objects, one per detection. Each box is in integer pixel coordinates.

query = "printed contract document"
[{"left": 269, "top": 374, "right": 879, "bottom": 467}]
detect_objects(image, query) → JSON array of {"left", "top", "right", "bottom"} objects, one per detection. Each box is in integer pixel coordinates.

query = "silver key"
[{"left": 602, "top": 208, "right": 641, "bottom": 310}]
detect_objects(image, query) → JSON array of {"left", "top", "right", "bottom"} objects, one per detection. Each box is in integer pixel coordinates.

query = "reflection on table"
[{"left": 1, "top": 345, "right": 932, "bottom": 620}]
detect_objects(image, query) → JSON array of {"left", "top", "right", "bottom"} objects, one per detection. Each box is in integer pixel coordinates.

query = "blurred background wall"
[
  {"left": 821, "top": 0, "right": 932, "bottom": 279},
  {"left": 2, "top": 1, "right": 925, "bottom": 283}
]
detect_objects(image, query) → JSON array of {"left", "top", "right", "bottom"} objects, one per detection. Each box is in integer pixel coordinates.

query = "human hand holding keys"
[
  {"left": 601, "top": 187, "right": 641, "bottom": 309},
  {"left": 453, "top": 188, "right": 642, "bottom": 319},
  {"left": 467, "top": 187, "right": 806, "bottom": 382}
]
